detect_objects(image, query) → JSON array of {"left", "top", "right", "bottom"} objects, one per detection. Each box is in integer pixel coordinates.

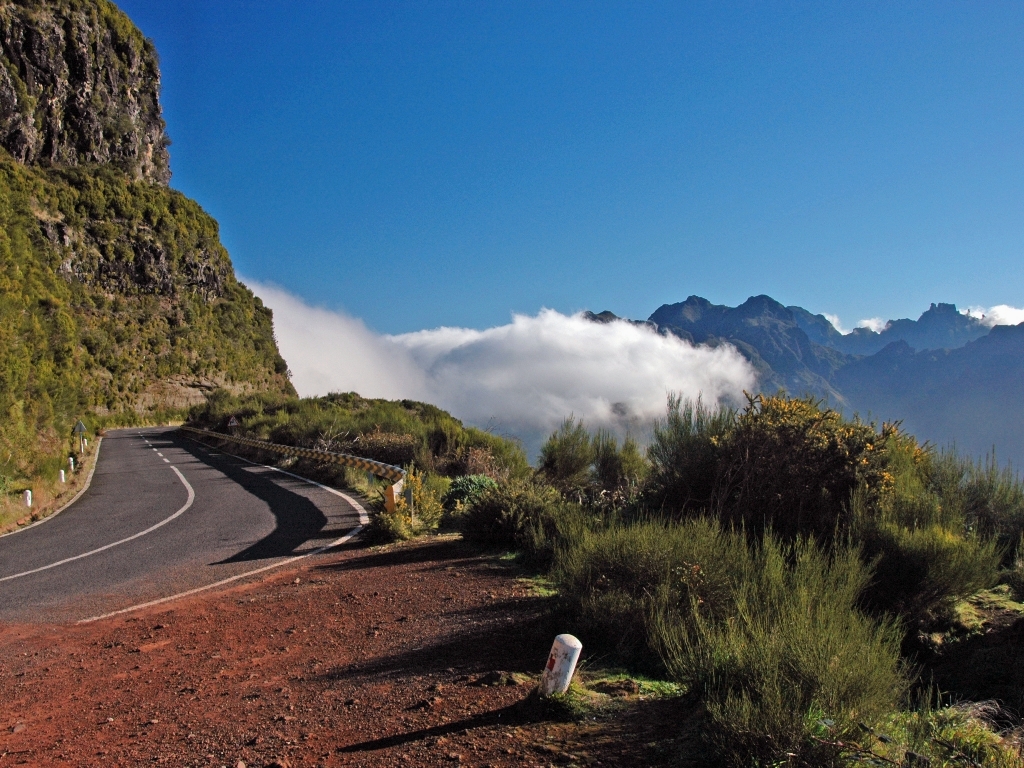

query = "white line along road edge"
[
  {"left": 0, "top": 436, "right": 104, "bottom": 539},
  {"left": 78, "top": 443, "right": 371, "bottom": 624},
  {"left": 0, "top": 466, "right": 195, "bottom": 583},
  {"left": 78, "top": 525, "right": 364, "bottom": 624}
]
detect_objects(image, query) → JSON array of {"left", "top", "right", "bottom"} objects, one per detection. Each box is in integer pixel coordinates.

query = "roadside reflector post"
[
  {"left": 23, "top": 490, "right": 31, "bottom": 508},
  {"left": 59, "top": 469, "right": 65, "bottom": 483},
  {"left": 384, "top": 478, "right": 404, "bottom": 515},
  {"left": 539, "top": 634, "right": 583, "bottom": 697},
  {"left": 69, "top": 456, "right": 75, "bottom": 472}
]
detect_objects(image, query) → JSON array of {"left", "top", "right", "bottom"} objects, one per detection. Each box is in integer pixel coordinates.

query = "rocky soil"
[{"left": 0, "top": 536, "right": 693, "bottom": 767}]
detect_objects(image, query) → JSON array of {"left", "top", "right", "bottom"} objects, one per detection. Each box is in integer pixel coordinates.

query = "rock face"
[
  {"left": 0, "top": 0, "right": 170, "bottom": 183},
  {"left": 0, "top": 0, "right": 292, "bottom": 482},
  {"left": 649, "top": 295, "right": 850, "bottom": 403}
]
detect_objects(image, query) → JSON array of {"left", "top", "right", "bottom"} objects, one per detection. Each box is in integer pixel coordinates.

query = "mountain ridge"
[{"left": 588, "top": 296, "right": 1024, "bottom": 468}]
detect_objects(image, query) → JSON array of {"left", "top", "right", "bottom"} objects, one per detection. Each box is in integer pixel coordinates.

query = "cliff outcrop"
[
  {"left": 0, "top": 0, "right": 170, "bottom": 182},
  {"left": 0, "top": 0, "right": 293, "bottom": 487}
]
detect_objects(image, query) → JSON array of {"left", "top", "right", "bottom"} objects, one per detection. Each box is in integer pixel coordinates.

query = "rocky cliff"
[
  {"left": 0, "top": 0, "right": 292, "bottom": 486},
  {"left": 0, "top": 0, "right": 169, "bottom": 183}
]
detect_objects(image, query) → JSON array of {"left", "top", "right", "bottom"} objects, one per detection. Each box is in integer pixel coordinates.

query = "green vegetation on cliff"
[
  {"left": 0, "top": 152, "right": 292, "bottom": 489},
  {"left": 0, "top": 0, "right": 292, "bottom": 502}
]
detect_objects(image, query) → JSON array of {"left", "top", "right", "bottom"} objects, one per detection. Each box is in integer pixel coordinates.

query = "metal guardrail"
[{"left": 178, "top": 426, "right": 406, "bottom": 511}]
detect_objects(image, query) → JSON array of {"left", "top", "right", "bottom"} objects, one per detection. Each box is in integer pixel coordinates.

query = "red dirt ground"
[{"left": 0, "top": 536, "right": 693, "bottom": 767}]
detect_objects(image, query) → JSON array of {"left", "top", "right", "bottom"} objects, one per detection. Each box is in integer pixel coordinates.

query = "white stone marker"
[
  {"left": 539, "top": 634, "right": 583, "bottom": 696},
  {"left": 60, "top": 469, "right": 65, "bottom": 483},
  {"left": 23, "top": 490, "right": 31, "bottom": 507}
]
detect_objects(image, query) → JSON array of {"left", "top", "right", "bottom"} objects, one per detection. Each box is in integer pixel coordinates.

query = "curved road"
[{"left": 0, "top": 427, "right": 366, "bottom": 623}]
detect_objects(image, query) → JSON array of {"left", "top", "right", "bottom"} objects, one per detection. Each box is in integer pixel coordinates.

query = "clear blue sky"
[{"left": 118, "top": 0, "right": 1024, "bottom": 334}]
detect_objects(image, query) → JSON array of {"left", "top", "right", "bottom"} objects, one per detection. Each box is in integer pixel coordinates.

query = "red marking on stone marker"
[{"left": 546, "top": 655, "right": 556, "bottom": 670}]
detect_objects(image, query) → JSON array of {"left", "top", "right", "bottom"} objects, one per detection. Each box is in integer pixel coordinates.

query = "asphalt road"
[{"left": 0, "top": 427, "right": 366, "bottom": 623}]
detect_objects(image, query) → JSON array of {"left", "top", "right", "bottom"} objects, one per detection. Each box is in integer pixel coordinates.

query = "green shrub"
[
  {"left": 931, "top": 451, "right": 1024, "bottom": 560},
  {"left": 538, "top": 417, "right": 595, "bottom": 493},
  {"left": 645, "top": 394, "right": 734, "bottom": 516},
  {"left": 717, "top": 393, "right": 893, "bottom": 542},
  {"left": 189, "top": 390, "right": 528, "bottom": 480},
  {"left": 860, "top": 520, "right": 1001, "bottom": 622},
  {"left": 363, "top": 467, "right": 447, "bottom": 543},
  {"left": 659, "top": 536, "right": 908, "bottom": 767},
  {"left": 442, "top": 474, "right": 498, "bottom": 513},
  {"left": 460, "top": 479, "right": 586, "bottom": 562},
  {"left": 552, "top": 518, "right": 749, "bottom": 669},
  {"left": 591, "top": 429, "right": 648, "bottom": 491}
]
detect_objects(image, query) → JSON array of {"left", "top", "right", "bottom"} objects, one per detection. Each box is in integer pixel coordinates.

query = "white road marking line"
[
  {"left": 163, "top": 458, "right": 170, "bottom": 463},
  {"left": 78, "top": 526, "right": 364, "bottom": 623},
  {"left": 75, "top": 434, "right": 370, "bottom": 622},
  {"left": 156, "top": 452, "right": 164, "bottom": 457},
  {"left": 0, "top": 438, "right": 105, "bottom": 539},
  {"left": 0, "top": 467, "right": 195, "bottom": 583}
]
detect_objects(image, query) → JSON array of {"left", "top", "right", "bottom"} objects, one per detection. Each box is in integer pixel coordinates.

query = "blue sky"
[{"left": 118, "top": 0, "right": 1024, "bottom": 335}]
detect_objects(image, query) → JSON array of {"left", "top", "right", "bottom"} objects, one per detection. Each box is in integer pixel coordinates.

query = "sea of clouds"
[{"left": 249, "top": 282, "right": 756, "bottom": 452}]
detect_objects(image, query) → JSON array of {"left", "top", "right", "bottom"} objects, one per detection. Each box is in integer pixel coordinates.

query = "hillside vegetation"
[
  {"left": 449, "top": 394, "right": 1024, "bottom": 767},
  {"left": 0, "top": 0, "right": 292, "bottom": 518}
]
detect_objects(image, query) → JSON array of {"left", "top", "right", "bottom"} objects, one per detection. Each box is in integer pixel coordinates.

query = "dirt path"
[{"left": 0, "top": 536, "right": 691, "bottom": 767}]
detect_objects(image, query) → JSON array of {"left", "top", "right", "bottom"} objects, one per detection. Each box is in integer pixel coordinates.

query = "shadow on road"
[{"left": 168, "top": 432, "right": 330, "bottom": 563}]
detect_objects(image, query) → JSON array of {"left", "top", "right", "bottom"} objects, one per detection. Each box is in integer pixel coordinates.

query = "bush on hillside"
[
  {"left": 538, "top": 417, "right": 595, "bottom": 494},
  {"left": 188, "top": 390, "right": 530, "bottom": 480},
  {"left": 363, "top": 467, "right": 447, "bottom": 543},
  {"left": 460, "top": 480, "right": 587, "bottom": 562},
  {"left": 717, "top": 393, "right": 894, "bottom": 541},
  {"left": 659, "top": 537, "right": 908, "bottom": 767},
  {"left": 644, "top": 394, "right": 734, "bottom": 515},
  {"left": 552, "top": 518, "right": 749, "bottom": 669},
  {"left": 860, "top": 521, "right": 1001, "bottom": 622},
  {"left": 442, "top": 474, "right": 498, "bottom": 513},
  {"left": 931, "top": 451, "right": 1024, "bottom": 560},
  {"left": 591, "top": 429, "right": 648, "bottom": 490}
]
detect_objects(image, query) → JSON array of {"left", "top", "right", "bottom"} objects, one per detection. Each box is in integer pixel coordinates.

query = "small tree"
[{"left": 538, "top": 416, "right": 595, "bottom": 493}]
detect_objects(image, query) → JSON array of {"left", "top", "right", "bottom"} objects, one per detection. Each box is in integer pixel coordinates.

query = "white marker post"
[
  {"left": 69, "top": 456, "right": 75, "bottom": 472},
  {"left": 539, "top": 634, "right": 583, "bottom": 696},
  {"left": 23, "top": 490, "right": 31, "bottom": 508},
  {"left": 59, "top": 469, "right": 65, "bottom": 483}
]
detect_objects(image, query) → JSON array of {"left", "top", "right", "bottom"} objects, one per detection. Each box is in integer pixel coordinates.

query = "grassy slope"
[{"left": 0, "top": 152, "right": 292, "bottom": 493}]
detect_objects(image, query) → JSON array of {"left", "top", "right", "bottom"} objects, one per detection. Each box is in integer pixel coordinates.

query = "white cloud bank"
[
  {"left": 250, "top": 282, "right": 756, "bottom": 448},
  {"left": 963, "top": 305, "right": 1024, "bottom": 327}
]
